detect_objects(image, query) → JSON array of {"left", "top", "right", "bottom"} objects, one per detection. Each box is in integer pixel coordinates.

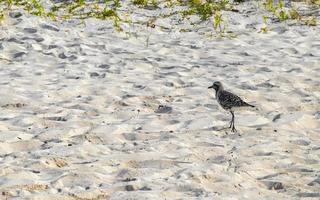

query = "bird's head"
[{"left": 208, "top": 81, "right": 223, "bottom": 91}]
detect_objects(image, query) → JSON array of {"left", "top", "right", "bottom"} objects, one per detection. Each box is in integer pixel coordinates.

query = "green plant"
[
  {"left": 133, "top": 0, "right": 148, "bottom": 7},
  {"left": 213, "top": 11, "right": 223, "bottom": 32},
  {"left": 259, "top": 15, "right": 269, "bottom": 33},
  {"left": 265, "top": 0, "right": 288, "bottom": 21},
  {"left": 181, "top": 0, "right": 230, "bottom": 21},
  {"left": 310, "top": 0, "right": 320, "bottom": 6},
  {"left": 0, "top": 11, "right": 4, "bottom": 22},
  {"left": 132, "top": 0, "right": 158, "bottom": 8},
  {"left": 30, "top": 0, "right": 46, "bottom": 16},
  {"left": 288, "top": 8, "right": 300, "bottom": 20}
]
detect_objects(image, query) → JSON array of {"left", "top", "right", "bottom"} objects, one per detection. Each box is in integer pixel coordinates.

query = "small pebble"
[
  {"left": 9, "top": 11, "right": 22, "bottom": 18},
  {"left": 125, "top": 185, "right": 135, "bottom": 191}
]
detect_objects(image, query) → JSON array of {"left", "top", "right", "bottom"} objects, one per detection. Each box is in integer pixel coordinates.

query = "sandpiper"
[{"left": 208, "top": 81, "right": 254, "bottom": 132}]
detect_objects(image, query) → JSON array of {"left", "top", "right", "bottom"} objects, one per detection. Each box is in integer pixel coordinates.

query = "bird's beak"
[{"left": 208, "top": 85, "right": 213, "bottom": 89}]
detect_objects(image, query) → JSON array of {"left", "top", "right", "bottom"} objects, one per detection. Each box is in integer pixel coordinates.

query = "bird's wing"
[{"left": 219, "top": 90, "right": 251, "bottom": 108}]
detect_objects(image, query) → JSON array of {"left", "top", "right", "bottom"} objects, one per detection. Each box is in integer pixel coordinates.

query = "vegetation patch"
[
  {"left": 0, "top": 0, "right": 318, "bottom": 34},
  {"left": 263, "top": 0, "right": 318, "bottom": 25}
]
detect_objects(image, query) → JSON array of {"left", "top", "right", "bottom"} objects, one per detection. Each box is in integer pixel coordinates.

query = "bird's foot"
[
  {"left": 230, "top": 126, "right": 241, "bottom": 136},
  {"left": 231, "top": 126, "right": 237, "bottom": 133}
]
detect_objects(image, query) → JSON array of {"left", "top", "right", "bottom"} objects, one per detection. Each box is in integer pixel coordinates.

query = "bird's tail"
[{"left": 244, "top": 102, "right": 255, "bottom": 107}]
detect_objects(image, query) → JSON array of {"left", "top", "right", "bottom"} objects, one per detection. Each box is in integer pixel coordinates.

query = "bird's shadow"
[{"left": 204, "top": 126, "right": 242, "bottom": 136}]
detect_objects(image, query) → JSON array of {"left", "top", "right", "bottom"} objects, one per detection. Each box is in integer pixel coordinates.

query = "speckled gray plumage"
[{"left": 217, "top": 90, "right": 254, "bottom": 111}]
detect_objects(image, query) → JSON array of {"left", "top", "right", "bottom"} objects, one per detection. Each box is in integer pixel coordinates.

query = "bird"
[{"left": 208, "top": 81, "right": 254, "bottom": 132}]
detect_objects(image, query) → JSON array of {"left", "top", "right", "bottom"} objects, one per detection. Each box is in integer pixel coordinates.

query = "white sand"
[{"left": 0, "top": 1, "right": 319, "bottom": 199}]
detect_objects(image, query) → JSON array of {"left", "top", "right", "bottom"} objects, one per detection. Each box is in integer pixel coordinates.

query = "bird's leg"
[
  {"left": 230, "top": 111, "right": 237, "bottom": 132},
  {"left": 229, "top": 111, "right": 234, "bottom": 128}
]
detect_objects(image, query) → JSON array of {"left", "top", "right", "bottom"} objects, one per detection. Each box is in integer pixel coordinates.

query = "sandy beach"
[{"left": 0, "top": 0, "right": 319, "bottom": 199}]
